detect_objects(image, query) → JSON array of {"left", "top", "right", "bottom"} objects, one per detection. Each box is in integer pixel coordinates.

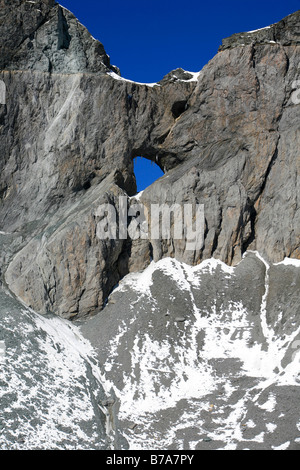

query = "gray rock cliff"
[
  {"left": 0, "top": 1, "right": 299, "bottom": 451},
  {"left": 1, "top": 3, "right": 299, "bottom": 319},
  {"left": 81, "top": 253, "right": 300, "bottom": 450}
]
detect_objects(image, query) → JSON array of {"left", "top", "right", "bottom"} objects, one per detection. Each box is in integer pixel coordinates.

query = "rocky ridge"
[{"left": 220, "top": 10, "right": 300, "bottom": 50}]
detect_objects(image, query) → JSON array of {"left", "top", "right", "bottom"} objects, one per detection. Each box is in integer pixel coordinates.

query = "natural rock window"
[
  {"left": 171, "top": 100, "right": 188, "bottom": 119},
  {"left": 133, "top": 156, "right": 164, "bottom": 193}
]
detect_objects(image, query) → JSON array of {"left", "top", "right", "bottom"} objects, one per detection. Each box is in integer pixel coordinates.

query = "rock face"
[
  {"left": 0, "top": 3, "right": 299, "bottom": 319},
  {"left": 80, "top": 253, "right": 300, "bottom": 450},
  {"left": 1, "top": 4, "right": 299, "bottom": 318},
  {"left": 0, "top": 0, "right": 118, "bottom": 73},
  {"left": 0, "top": 1, "right": 299, "bottom": 451}
]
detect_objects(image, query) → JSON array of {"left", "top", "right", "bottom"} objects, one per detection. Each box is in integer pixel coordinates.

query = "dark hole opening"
[{"left": 171, "top": 100, "right": 188, "bottom": 119}]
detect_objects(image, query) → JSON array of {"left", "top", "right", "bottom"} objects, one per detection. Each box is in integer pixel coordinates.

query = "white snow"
[
  {"left": 266, "top": 423, "right": 277, "bottom": 433},
  {"left": 247, "top": 26, "right": 271, "bottom": 34},
  {"left": 0, "top": 296, "right": 114, "bottom": 450},
  {"left": 115, "top": 256, "right": 236, "bottom": 298},
  {"left": 258, "top": 393, "right": 277, "bottom": 412},
  {"left": 101, "top": 251, "right": 300, "bottom": 449},
  {"left": 129, "top": 190, "right": 144, "bottom": 202},
  {"left": 272, "top": 441, "right": 291, "bottom": 450},
  {"left": 181, "top": 71, "right": 201, "bottom": 82},
  {"left": 275, "top": 257, "right": 300, "bottom": 267},
  {"left": 108, "top": 69, "right": 201, "bottom": 87},
  {"left": 108, "top": 71, "right": 159, "bottom": 88},
  {"left": 114, "top": 260, "right": 156, "bottom": 296}
]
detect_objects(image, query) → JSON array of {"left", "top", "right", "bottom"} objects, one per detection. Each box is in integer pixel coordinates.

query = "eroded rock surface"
[
  {"left": 0, "top": 4, "right": 299, "bottom": 319},
  {"left": 80, "top": 253, "right": 300, "bottom": 450}
]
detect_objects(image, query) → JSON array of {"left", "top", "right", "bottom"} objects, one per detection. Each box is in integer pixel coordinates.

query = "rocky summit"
[{"left": 0, "top": 1, "right": 299, "bottom": 450}]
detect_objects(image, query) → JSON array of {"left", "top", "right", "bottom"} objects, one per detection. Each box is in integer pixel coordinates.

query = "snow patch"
[
  {"left": 108, "top": 71, "right": 159, "bottom": 88},
  {"left": 108, "top": 69, "right": 200, "bottom": 87},
  {"left": 247, "top": 25, "right": 271, "bottom": 34},
  {"left": 275, "top": 257, "right": 300, "bottom": 267},
  {"left": 0, "top": 293, "right": 113, "bottom": 450},
  {"left": 101, "top": 252, "right": 300, "bottom": 449}
]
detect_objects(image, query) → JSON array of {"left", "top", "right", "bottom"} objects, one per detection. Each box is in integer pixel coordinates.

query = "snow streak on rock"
[
  {"left": 83, "top": 253, "right": 300, "bottom": 450},
  {"left": 1, "top": 252, "right": 299, "bottom": 450},
  {"left": 0, "top": 286, "right": 112, "bottom": 450}
]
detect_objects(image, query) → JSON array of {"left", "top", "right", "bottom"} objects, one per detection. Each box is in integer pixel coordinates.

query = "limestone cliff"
[{"left": 0, "top": 2, "right": 299, "bottom": 321}]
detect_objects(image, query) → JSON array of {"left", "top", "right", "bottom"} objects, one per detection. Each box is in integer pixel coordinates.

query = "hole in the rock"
[
  {"left": 82, "top": 180, "right": 92, "bottom": 191},
  {"left": 133, "top": 156, "right": 164, "bottom": 193},
  {"left": 171, "top": 100, "right": 188, "bottom": 119}
]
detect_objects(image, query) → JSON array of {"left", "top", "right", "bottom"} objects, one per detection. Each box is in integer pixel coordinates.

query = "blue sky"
[
  {"left": 60, "top": 0, "right": 299, "bottom": 191},
  {"left": 61, "top": 0, "right": 299, "bottom": 83},
  {"left": 133, "top": 157, "right": 164, "bottom": 192}
]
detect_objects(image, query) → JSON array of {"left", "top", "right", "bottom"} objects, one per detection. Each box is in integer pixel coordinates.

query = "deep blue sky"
[
  {"left": 133, "top": 157, "right": 164, "bottom": 192},
  {"left": 60, "top": 0, "right": 299, "bottom": 192},
  {"left": 60, "top": 0, "right": 299, "bottom": 83}
]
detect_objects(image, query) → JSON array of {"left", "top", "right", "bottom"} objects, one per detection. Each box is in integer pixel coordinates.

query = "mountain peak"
[
  {"left": 0, "top": 1, "right": 119, "bottom": 74},
  {"left": 219, "top": 10, "right": 300, "bottom": 50}
]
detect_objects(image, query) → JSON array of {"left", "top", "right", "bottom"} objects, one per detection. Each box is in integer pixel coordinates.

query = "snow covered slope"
[
  {"left": 0, "top": 284, "right": 124, "bottom": 450},
  {"left": 1, "top": 251, "right": 299, "bottom": 450},
  {"left": 80, "top": 252, "right": 300, "bottom": 450}
]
